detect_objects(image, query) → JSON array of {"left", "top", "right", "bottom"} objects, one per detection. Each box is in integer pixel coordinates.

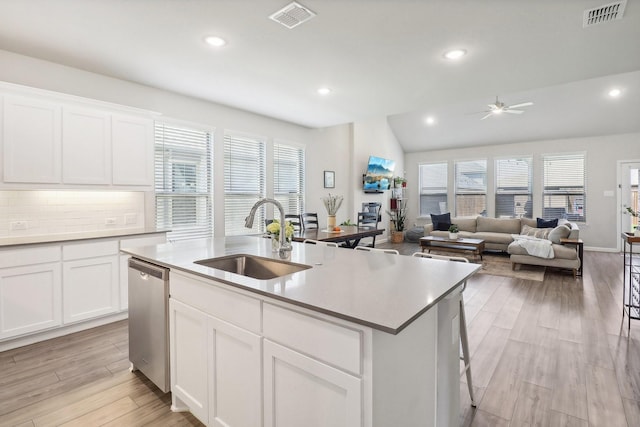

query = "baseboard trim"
[{"left": 584, "top": 246, "right": 619, "bottom": 253}]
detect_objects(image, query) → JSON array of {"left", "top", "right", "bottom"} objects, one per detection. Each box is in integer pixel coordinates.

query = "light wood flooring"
[{"left": 1, "top": 248, "right": 639, "bottom": 426}]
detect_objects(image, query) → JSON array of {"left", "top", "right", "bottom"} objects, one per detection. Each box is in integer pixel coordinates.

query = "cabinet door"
[
  {"left": 119, "top": 255, "right": 129, "bottom": 311},
  {"left": 208, "top": 316, "right": 262, "bottom": 427},
  {"left": 3, "top": 95, "right": 61, "bottom": 183},
  {"left": 62, "top": 106, "right": 111, "bottom": 184},
  {"left": 263, "top": 340, "right": 362, "bottom": 427},
  {"left": 112, "top": 115, "right": 153, "bottom": 186},
  {"left": 0, "top": 262, "right": 62, "bottom": 339},
  {"left": 62, "top": 255, "right": 119, "bottom": 323},
  {"left": 170, "top": 299, "right": 209, "bottom": 424}
]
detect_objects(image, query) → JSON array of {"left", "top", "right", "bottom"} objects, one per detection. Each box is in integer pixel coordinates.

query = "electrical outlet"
[
  {"left": 105, "top": 217, "right": 117, "bottom": 226},
  {"left": 124, "top": 213, "right": 137, "bottom": 225},
  {"left": 10, "top": 221, "right": 28, "bottom": 231}
]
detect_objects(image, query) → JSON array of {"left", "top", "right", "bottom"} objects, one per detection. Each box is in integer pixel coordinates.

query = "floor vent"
[
  {"left": 269, "top": 1, "right": 316, "bottom": 29},
  {"left": 583, "top": 0, "right": 627, "bottom": 27}
]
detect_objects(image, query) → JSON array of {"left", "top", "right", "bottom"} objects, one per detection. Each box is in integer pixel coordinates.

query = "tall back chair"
[
  {"left": 357, "top": 202, "right": 381, "bottom": 247},
  {"left": 284, "top": 214, "right": 302, "bottom": 232},
  {"left": 411, "top": 252, "right": 476, "bottom": 407},
  {"left": 302, "top": 239, "right": 339, "bottom": 248},
  {"left": 301, "top": 212, "right": 319, "bottom": 230}
]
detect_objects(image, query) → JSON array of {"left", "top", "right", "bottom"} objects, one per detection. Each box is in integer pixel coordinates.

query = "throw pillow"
[
  {"left": 537, "top": 217, "right": 558, "bottom": 228},
  {"left": 547, "top": 224, "right": 571, "bottom": 244},
  {"left": 521, "top": 224, "right": 552, "bottom": 239},
  {"left": 430, "top": 212, "right": 451, "bottom": 231}
]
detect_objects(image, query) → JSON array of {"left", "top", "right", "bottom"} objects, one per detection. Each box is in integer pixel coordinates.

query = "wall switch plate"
[
  {"left": 124, "top": 213, "right": 137, "bottom": 225},
  {"left": 10, "top": 221, "right": 28, "bottom": 231},
  {"left": 105, "top": 218, "right": 117, "bottom": 226}
]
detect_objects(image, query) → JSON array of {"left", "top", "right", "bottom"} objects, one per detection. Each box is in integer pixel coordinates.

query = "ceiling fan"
[{"left": 479, "top": 96, "right": 533, "bottom": 120}]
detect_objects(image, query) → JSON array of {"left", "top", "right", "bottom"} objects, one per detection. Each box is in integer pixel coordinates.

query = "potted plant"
[
  {"left": 266, "top": 220, "right": 294, "bottom": 252},
  {"left": 448, "top": 224, "right": 459, "bottom": 240},
  {"left": 322, "top": 193, "right": 344, "bottom": 230},
  {"left": 624, "top": 206, "right": 640, "bottom": 236},
  {"left": 386, "top": 200, "right": 407, "bottom": 243}
]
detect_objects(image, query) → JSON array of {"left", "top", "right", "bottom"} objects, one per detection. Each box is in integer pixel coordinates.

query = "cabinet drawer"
[
  {"left": 0, "top": 245, "right": 61, "bottom": 269},
  {"left": 263, "top": 303, "right": 362, "bottom": 375},
  {"left": 170, "top": 271, "right": 261, "bottom": 334},
  {"left": 63, "top": 239, "right": 119, "bottom": 260},
  {"left": 120, "top": 233, "right": 166, "bottom": 249}
]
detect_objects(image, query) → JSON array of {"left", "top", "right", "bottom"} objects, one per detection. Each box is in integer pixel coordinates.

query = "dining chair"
[
  {"left": 302, "top": 239, "right": 339, "bottom": 247},
  {"left": 301, "top": 212, "right": 319, "bottom": 230},
  {"left": 357, "top": 203, "right": 381, "bottom": 247},
  {"left": 411, "top": 252, "right": 476, "bottom": 407},
  {"left": 285, "top": 214, "right": 302, "bottom": 232},
  {"left": 354, "top": 246, "right": 399, "bottom": 255}
]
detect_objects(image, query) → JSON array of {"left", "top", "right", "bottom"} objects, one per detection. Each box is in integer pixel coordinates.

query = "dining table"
[{"left": 292, "top": 225, "right": 385, "bottom": 248}]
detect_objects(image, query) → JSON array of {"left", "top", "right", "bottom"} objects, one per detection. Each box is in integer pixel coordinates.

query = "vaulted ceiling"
[{"left": 1, "top": 0, "right": 638, "bottom": 151}]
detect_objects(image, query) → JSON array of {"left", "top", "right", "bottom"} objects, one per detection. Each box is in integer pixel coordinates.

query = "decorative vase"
[
  {"left": 271, "top": 235, "right": 280, "bottom": 252},
  {"left": 327, "top": 215, "right": 336, "bottom": 230},
  {"left": 391, "top": 231, "right": 404, "bottom": 243},
  {"left": 449, "top": 232, "right": 459, "bottom": 240}
]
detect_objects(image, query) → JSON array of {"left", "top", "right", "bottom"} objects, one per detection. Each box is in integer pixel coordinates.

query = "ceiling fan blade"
[
  {"left": 480, "top": 112, "right": 493, "bottom": 120},
  {"left": 508, "top": 102, "right": 533, "bottom": 109},
  {"left": 504, "top": 109, "right": 524, "bottom": 114}
]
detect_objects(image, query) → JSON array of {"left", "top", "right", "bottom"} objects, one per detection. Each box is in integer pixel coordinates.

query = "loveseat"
[{"left": 420, "top": 215, "right": 581, "bottom": 276}]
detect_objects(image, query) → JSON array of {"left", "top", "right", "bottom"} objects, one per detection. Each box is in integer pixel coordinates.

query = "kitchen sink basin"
[{"left": 194, "top": 254, "right": 311, "bottom": 280}]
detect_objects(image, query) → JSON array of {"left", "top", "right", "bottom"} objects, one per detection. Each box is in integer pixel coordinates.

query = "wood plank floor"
[{"left": 1, "top": 248, "right": 638, "bottom": 426}]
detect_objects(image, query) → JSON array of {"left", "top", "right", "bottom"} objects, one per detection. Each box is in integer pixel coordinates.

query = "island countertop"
[{"left": 121, "top": 236, "right": 480, "bottom": 334}]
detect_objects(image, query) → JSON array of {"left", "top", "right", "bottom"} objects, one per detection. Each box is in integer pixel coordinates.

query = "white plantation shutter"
[
  {"left": 419, "top": 162, "right": 448, "bottom": 216},
  {"left": 224, "top": 133, "right": 266, "bottom": 235},
  {"left": 155, "top": 123, "right": 213, "bottom": 241},
  {"left": 495, "top": 158, "right": 532, "bottom": 218},
  {"left": 455, "top": 160, "right": 487, "bottom": 217},
  {"left": 274, "top": 142, "right": 305, "bottom": 214},
  {"left": 543, "top": 153, "right": 586, "bottom": 222}
]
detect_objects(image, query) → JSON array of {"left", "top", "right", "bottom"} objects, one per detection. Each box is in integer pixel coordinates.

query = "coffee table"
[{"left": 419, "top": 236, "right": 485, "bottom": 261}]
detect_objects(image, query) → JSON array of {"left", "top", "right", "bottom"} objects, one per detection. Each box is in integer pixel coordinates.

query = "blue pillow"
[
  {"left": 537, "top": 217, "right": 558, "bottom": 228},
  {"left": 431, "top": 213, "right": 451, "bottom": 231}
]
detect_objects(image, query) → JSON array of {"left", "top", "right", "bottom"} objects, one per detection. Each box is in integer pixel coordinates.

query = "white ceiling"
[{"left": 0, "top": 0, "right": 639, "bottom": 151}]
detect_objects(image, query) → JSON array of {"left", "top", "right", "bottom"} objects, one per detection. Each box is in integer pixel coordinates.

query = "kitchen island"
[{"left": 121, "top": 236, "right": 480, "bottom": 427}]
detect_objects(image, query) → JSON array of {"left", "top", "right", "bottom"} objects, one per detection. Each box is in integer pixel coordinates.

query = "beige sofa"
[{"left": 423, "top": 216, "right": 581, "bottom": 275}]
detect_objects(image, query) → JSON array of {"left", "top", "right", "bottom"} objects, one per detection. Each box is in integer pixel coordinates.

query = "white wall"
[{"left": 405, "top": 132, "right": 640, "bottom": 250}]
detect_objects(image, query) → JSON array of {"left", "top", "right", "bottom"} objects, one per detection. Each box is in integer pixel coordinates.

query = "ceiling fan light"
[{"left": 443, "top": 49, "right": 467, "bottom": 60}]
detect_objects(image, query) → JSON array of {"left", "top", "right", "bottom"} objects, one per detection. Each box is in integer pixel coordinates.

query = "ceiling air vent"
[
  {"left": 269, "top": 1, "right": 316, "bottom": 29},
  {"left": 583, "top": 0, "right": 627, "bottom": 27}
]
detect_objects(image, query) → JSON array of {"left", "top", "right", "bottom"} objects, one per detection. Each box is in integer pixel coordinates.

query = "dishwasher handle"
[{"left": 128, "top": 258, "right": 168, "bottom": 281}]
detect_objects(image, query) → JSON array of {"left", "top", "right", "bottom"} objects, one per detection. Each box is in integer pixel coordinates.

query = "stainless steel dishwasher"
[{"left": 128, "top": 257, "right": 170, "bottom": 393}]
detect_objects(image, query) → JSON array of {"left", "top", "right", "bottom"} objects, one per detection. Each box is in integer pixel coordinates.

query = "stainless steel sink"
[{"left": 194, "top": 254, "right": 311, "bottom": 280}]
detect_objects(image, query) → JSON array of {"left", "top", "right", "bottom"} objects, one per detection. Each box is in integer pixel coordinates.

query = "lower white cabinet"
[
  {"left": 263, "top": 339, "right": 362, "bottom": 427},
  {"left": 0, "top": 262, "right": 62, "bottom": 339}
]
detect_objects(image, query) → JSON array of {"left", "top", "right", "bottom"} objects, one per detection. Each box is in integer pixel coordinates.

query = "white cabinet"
[
  {"left": 3, "top": 95, "right": 61, "bottom": 183},
  {"left": 263, "top": 340, "right": 362, "bottom": 427},
  {"left": 62, "top": 107, "right": 111, "bottom": 184},
  {"left": 0, "top": 244, "right": 62, "bottom": 339},
  {"left": 112, "top": 115, "right": 154, "bottom": 186},
  {"left": 62, "top": 240, "right": 119, "bottom": 324},
  {"left": 170, "top": 298, "right": 209, "bottom": 424}
]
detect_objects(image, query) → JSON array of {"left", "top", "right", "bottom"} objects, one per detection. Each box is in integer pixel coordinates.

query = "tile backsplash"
[{"left": 0, "top": 190, "right": 145, "bottom": 237}]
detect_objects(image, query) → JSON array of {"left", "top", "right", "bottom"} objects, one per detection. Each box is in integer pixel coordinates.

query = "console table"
[{"left": 621, "top": 232, "right": 640, "bottom": 330}]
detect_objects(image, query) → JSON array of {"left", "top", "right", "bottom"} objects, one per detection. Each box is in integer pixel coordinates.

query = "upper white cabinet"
[
  {"left": 3, "top": 95, "right": 62, "bottom": 183},
  {"left": 112, "top": 115, "right": 154, "bottom": 186},
  {"left": 62, "top": 107, "right": 111, "bottom": 184}
]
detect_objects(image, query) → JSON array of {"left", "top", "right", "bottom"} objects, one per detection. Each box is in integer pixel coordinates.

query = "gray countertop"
[
  {"left": 0, "top": 227, "right": 168, "bottom": 248},
  {"left": 121, "top": 236, "right": 480, "bottom": 335}
]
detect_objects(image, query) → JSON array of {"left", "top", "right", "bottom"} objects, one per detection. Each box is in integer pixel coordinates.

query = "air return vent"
[
  {"left": 583, "top": 0, "right": 627, "bottom": 27},
  {"left": 269, "top": 1, "right": 316, "bottom": 29}
]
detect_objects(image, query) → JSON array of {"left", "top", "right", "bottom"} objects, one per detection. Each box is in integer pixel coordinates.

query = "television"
[{"left": 363, "top": 155, "right": 395, "bottom": 192}]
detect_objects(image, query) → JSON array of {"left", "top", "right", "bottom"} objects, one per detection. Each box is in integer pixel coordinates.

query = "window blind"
[
  {"left": 455, "top": 160, "right": 487, "bottom": 217},
  {"left": 495, "top": 157, "right": 532, "bottom": 218},
  {"left": 419, "top": 162, "right": 448, "bottom": 216},
  {"left": 155, "top": 123, "right": 213, "bottom": 241},
  {"left": 224, "top": 133, "right": 266, "bottom": 235},
  {"left": 543, "top": 153, "right": 586, "bottom": 222},
  {"left": 274, "top": 142, "right": 305, "bottom": 215}
]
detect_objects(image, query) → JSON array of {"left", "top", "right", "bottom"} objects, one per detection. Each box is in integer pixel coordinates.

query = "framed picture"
[{"left": 324, "top": 170, "right": 335, "bottom": 188}]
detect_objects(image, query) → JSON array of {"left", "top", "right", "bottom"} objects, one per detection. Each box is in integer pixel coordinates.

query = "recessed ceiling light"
[
  {"left": 425, "top": 116, "right": 436, "bottom": 125},
  {"left": 317, "top": 87, "right": 332, "bottom": 95},
  {"left": 608, "top": 88, "right": 622, "bottom": 97},
  {"left": 443, "top": 49, "right": 467, "bottom": 60},
  {"left": 204, "top": 36, "right": 227, "bottom": 47}
]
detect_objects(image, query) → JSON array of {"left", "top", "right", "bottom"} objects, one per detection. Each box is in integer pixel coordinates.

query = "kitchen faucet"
[{"left": 245, "top": 198, "right": 292, "bottom": 259}]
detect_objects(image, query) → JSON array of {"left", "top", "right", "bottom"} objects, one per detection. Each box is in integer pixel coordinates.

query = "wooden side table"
[{"left": 560, "top": 238, "right": 584, "bottom": 277}]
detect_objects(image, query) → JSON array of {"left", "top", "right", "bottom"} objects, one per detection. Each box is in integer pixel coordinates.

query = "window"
[
  {"left": 224, "top": 133, "right": 266, "bottom": 235},
  {"left": 419, "top": 162, "right": 448, "bottom": 216},
  {"left": 543, "top": 153, "right": 586, "bottom": 222},
  {"left": 274, "top": 142, "right": 305, "bottom": 214},
  {"left": 495, "top": 157, "right": 532, "bottom": 218},
  {"left": 155, "top": 122, "right": 213, "bottom": 241},
  {"left": 455, "top": 160, "right": 487, "bottom": 217}
]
